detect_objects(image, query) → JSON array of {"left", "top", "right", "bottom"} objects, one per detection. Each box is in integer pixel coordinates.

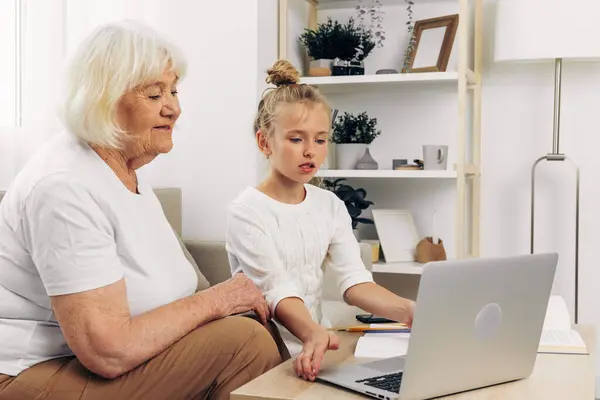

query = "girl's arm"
[
  {"left": 226, "top": 203, "right": 339, "bottom": 381},
  {"left": 344, "top": 282, "right": 415, "bottom": 326},
  {"left": 326, "top": 196, "right": 415, "bottom": 325},
  {"left": 274, "top": 298, "right": 339, "bottom": 381}
]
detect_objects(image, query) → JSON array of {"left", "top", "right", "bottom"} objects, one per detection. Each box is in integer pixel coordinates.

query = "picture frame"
[
  {"left": 371, "top": 209, "right": 419, "bottom": 262},
  {"left": 404, "top": 14, "right": 459, "bottom": 73}
]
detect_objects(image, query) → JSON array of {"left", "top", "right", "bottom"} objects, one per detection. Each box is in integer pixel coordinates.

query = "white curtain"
[{"left": 0, "top": 0, "right": 166, "bottom": 190}]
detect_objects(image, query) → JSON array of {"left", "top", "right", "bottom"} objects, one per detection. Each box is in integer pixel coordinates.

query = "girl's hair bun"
[{"left": 266, "top": 59, "right": 300, "bottom": 87}]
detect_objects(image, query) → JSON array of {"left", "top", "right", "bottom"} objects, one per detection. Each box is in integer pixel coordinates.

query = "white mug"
[{"left": 423, "top": 145, "right": 448, "bottom": 170}]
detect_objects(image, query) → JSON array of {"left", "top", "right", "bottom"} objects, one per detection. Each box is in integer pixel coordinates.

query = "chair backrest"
[
  {"left": 0, "top": 188, "right": 182, "bottom": 235},
  {"left": 153, "top": 188, "right": 183, "bottom": 236}
]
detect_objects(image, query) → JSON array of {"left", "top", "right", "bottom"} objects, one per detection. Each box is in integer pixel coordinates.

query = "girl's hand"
[
  {"left": 399, "top": 299, "right": 416, "bottom": 327},
  {"left": 294, "top": 328, "right": 340, "bottom": 381}
]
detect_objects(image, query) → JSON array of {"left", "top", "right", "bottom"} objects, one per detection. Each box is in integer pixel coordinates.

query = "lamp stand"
[{"left": 530, "top": 58, "right": 581, "bottom": 324}]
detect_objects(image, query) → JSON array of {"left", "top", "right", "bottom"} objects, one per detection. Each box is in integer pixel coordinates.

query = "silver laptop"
[{"left": 316, "top": 253, "right": 558, "bottom": 400}]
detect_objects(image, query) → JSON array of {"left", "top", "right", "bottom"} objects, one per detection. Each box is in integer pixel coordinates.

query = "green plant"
[
  {"left": 299, "top": 17, "right": 376, "bottom": 61},
  {"left": 331, "top": 111, "right": 381, "bottom": 144},
  {"left": 355, "top": 0, "right": 386, "bottom": 48},
  {"left": 323, "top": 178, "right": 374, "bottom": 229},
  {"left": 402, "top": 0, "right": 416, "bottom": 72}
]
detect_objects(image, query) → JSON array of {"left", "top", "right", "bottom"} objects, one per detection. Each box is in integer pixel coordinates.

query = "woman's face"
[{"left": 116, "top": 69, "right": 181, "bottom": 159}]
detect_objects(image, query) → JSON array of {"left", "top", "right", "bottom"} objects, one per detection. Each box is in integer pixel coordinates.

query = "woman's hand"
[
  {"left": 210, "top": 273, "right": 271, "bottom": 325},
  {"left": 295, "top": 328, "right": 340, "bottom": 381}
]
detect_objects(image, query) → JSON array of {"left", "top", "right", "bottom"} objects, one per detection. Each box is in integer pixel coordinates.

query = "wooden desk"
[{"left": 231, "top": 325, "right": 596, "bottom": 399}]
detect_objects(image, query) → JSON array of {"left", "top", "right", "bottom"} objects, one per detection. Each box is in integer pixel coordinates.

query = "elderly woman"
[{"left": 0, "top": 21, "right": 282, "bottom": 399}]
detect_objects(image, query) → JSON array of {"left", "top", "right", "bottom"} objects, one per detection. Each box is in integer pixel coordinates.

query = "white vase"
[{"left": 336, "top": 144, "right": 368, "bottom": 170}]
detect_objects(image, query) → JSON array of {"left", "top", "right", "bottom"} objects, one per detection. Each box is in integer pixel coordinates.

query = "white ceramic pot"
[{"left": 336, "top": 144, "right": 367, "bottom": 169}]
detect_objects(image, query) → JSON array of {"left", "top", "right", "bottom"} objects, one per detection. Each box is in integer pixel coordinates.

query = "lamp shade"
[{"left": 494, "top": 0, "right": 600, "bottom": 62}]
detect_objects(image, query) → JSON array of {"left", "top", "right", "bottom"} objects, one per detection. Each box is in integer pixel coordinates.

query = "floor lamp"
[{"left": 494, "top": 0, "right": 600, "bottom": 324}]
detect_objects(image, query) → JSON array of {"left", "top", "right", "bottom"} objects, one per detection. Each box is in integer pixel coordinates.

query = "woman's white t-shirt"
[
  {"left": 225, "top": 184, "right": 374, "bottom": 357},
  {"left": 0, "top": 132, "right": 198, "bottom": 376}
]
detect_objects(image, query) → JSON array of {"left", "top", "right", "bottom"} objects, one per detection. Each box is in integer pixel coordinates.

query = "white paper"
[
  {"left": 543, "top": 295, "right": 572, "bottom": 331},
  {"left": 354, "top": 332, "right": 411, "bottom": 359},
  {"left": 540, "top": 330, "right": 586, "bottom": 348},
  {"left": 413, "top": 27, "right": 447, "bottom": 69}
]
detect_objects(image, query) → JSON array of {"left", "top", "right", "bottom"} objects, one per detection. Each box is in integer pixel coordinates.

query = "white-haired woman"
[{"left": 0, "top": 21, "right": 282, "bottom": 399}]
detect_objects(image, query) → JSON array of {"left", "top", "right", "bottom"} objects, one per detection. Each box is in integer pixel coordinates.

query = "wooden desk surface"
[{"left": 231, "top": 325, "right": 596, "bottom": 400}]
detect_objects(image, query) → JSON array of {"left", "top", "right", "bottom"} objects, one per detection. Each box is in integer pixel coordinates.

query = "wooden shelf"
[
  {"left": 372, "top": 261, "right": 424, "bottom": 275},
  {"left": 299, "top": 72, "right": 462, "bottom": 94},
  {"left": 316, "top": 169, "right": 457, "bottom": 179}
]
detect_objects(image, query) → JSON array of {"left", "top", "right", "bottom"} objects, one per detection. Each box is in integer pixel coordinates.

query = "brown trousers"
[{"left": 0, "top": 316, "right": 289, "bottom": 400}]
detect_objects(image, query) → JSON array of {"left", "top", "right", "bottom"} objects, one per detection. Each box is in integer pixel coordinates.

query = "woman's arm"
[
  {"left": 344, "top": 282, "right": 415, "bottom": 326},
  {"left": 24, "top": 178, "right": 268, "bottom": 379},
  {"left": 51, "top": 273, "right": 267, "bottom": 379}
]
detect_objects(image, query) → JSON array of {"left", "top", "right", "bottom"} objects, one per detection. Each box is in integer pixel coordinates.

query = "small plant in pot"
[
  {"left": 323, "top": 178, "right": 374, "bottom": 237},
  {"left": 299, "top": 17, "right": 376, "bottom": 76},
  {"left": 331, "top": 111, "right": 381, "bottom": 169}
]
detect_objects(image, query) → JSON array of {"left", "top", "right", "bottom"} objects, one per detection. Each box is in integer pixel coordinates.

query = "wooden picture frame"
[
  {"left": 371, "top": 209, "right": 419, "bottom": 263},
  {"left": 405, "top": 14, "right": 459, "bottom": 73}
]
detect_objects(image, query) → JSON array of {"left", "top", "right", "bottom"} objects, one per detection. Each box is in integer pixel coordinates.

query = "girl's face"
[{"left": 260, "top": 102, "right": 330, "bottom": 185}]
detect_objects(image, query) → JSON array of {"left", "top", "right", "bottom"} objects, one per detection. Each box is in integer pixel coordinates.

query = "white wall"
[
  {"left": 144, "top": 0, "right": 261, "bottom": 241},
  {"left": 481, "top": 0, "right": 600, "bottom": 388},
  {"left": 0, "top": 0, "right": 263, "bottom": 242},
  {"left": 296, "top": 0, "right": 600, "bottom": 384}
]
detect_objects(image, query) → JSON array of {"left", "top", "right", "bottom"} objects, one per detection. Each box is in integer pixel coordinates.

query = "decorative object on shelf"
[
  {"left": 495, "top": 0, "right": 600, "bottom": 324},
  {"left": 416, "top": 237, "right": 447, "bottom": 263},
  {"left": 360, "top": 239, "right": 381, "bottom": 262},
  {"left": 356, "top": 147, "right": 378, "bottom": 170},
  {"left": 332, "top": 111, "right": 381, "bottom": 169},
  {"left": 323, "top": 178, "right": 375, "bottom": 238},
  {"left": 395, "top": 159, "right": 423, "bottom": 170},
  {"left": 376, "top": 69, "right": 398, "bottom": 74},
  {"left": 372, "top": 209, "right": 419, "bottom": 262},
  {"left": 403, "top": 14, "right": 459, "bottom": 73},
  {"left": 348, "top": 59, "right": 365, "bottom": 75},
  {"left": 392, "top": 159, "right": 407, "bottom": 169},
  {"left": 331, "top": 58, "right": 348, "bottom": 76},
  {"left": 355, "top": 0, "right": 386, "bottom": 48},
  {"left": 300, "top": 17, "right": 375, "bottom": 77},
  {"left": 423, "top": 145, "right": 448, "bottom": 170}
]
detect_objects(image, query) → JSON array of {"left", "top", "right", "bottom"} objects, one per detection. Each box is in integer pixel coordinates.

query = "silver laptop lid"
[{"left": 399, "top": 253, "right": 557, "bottom": 400}]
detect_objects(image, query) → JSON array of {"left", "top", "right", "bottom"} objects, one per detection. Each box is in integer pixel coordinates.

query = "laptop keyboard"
[{"left": 356, "top": 371, "right": 403, "bottom": 393}]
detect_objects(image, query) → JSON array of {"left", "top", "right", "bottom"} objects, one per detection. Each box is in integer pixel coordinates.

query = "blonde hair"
[
  {"left": 254, "top": 60, "right": 331, "bottom": 138},
  {"left": 60, "top": 20, "right": 187, "bottom": 149}
]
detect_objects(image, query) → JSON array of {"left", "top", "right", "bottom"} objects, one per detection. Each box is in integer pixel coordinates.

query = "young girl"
[{"left": 225, "top": 60, "right": 415, "bottom": 381}]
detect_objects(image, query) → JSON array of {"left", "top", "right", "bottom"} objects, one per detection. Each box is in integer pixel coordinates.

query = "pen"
[
  {"left": 338, "top": 327, "right": 410, "bottom": 333},
  {"left": 361, "top": 329, "right": 411, "bottom": 333}
]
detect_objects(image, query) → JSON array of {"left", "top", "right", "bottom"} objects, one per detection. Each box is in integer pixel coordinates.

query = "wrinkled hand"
[
  {"left": 212, "top": 273, "right": 270, "bottom": 325},
  {"left": 295, "top": 328, "right": 340, "bottom": 381}
]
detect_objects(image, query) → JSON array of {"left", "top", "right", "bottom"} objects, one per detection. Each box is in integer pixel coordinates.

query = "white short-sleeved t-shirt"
[
  {"left": 225, "top": 184, "right": 374, "bottom": 356},
  {"left": 0, "top": 132, "right": 198, "bottom": 376}
]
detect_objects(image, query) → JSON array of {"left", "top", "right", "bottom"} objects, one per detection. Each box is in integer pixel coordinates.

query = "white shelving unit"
[
  {"left": 317, "top": 169, "right": 457, "bottom": 179},
  {"left": 372, "top": 261, "right": 425, "bottom": 275},
  {"left": 299, "top": 71, "right": 476, "bottom": 94},
  {"left": 278, "top": 0, "right": 483, "bottom": 270}
]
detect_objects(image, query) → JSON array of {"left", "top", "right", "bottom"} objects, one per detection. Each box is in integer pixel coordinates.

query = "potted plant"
[
  {"left": 331, "top": 111, "right": 381, "bottom": 169},
  {"left": 299, "top": 17, "right": 376, "bottom": 76},
  {"left": 323, "top": 178, "right": 374, "bottom": 238}
]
